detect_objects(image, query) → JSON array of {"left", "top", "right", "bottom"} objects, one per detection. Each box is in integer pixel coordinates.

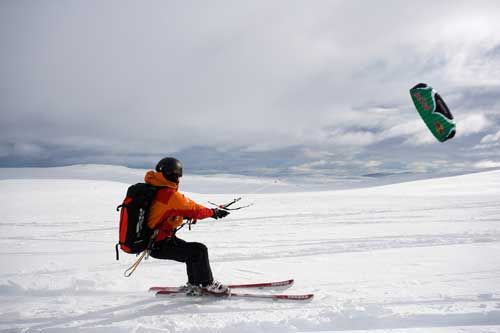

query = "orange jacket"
[{"left": 144, "top": 171, "right": 214, "bottom": 240}]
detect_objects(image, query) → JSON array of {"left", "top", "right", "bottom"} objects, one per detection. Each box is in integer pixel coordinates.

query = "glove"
[{"left": 212, "top": 208, "right": 230, "bottom": 219}]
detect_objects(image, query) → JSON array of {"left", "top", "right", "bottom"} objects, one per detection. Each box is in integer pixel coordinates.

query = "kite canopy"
[{"left": 410, "top": 83, "right": 456, "bottom": 142}]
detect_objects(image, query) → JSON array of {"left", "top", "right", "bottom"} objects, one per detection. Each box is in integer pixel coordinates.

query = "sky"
[{"left": 1, "top": 0, "right": 500, "bottom": 181}]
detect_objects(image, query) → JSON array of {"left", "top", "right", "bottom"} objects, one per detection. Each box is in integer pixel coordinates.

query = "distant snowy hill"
[
  {"left": 0, "top": 167, "right": 499, "bottom": 332},
  {"left": 1, "top": 164, "right": 495, "bottom": 194}
]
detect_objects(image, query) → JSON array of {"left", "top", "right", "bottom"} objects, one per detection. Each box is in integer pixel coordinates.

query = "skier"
[{"left": 145, "top": 157, "right": 230, "bottom": 295}]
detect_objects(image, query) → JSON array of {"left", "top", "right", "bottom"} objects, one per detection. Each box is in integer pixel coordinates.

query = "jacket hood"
[{"left": 144, "top": 171, "right": 179, "bottom": 189}]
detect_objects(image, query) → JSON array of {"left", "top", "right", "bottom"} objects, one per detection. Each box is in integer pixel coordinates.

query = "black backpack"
[{"left": 115, "top": 183, "right": 158, "bottom": 260}]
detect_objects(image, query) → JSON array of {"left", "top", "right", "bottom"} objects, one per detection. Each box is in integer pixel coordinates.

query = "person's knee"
[
  {"left": 193, "top": 242, "right": 208, "bottom": 254},
  {"left": 188, "top": 242, "right": 208, "bottom": 261}
]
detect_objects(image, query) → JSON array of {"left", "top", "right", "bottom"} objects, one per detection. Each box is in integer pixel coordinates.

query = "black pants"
[{"left": 150, "top": 237, "right": 213, "bottom": 286}]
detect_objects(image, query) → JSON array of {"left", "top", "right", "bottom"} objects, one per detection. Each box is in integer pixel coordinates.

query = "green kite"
[{"left": 410, "top": 83, "right": 456, "bottom": 142}]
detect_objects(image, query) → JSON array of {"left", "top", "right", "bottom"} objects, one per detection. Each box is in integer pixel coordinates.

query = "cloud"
[
  {"left": 0, "top": 142, "right": 47, "bottom": 159},
  {"left": 468, "top": 118, "right": 500, "bottom": 151},
  {"left": 290, "top": 160, "right": 330, "bottom": 173},
  {"left": 378, "top": 120, "right": 431, "bottom": 145},
  {"left": 480, "top": 130, "right": 500, "bottom": 144},
  {"left": 1, "top": 0, "right": 500, "bottom": 177},
  {"left": 474, "top": 160, "right": 500, "bottom": 169},
  {"left": 456, "top": 114, "right": 491, "bottom": 136}
]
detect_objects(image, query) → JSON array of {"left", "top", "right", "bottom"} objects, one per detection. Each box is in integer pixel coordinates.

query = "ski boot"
[
  {"left": 182, "top": 283, "right": 203, "bottom": 296},
  {"left": 202, "top": 280, "right": 230, "bottom": 296}
]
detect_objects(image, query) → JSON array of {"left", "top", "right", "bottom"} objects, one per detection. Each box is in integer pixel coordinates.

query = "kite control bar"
[
  {"left": 208, "top": 197, "right": 254, "bottom": 211},
  {"left": 175, "top": 198, "right": 252, "bottom": 233}
]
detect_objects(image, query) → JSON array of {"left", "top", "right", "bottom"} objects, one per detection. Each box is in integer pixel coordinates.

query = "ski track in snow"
[{"left": 0, "top": 170, "right": 500, "bottom": 332}]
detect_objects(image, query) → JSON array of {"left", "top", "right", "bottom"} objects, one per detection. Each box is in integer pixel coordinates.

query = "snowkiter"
[{"left": 146, "top": 157, "right": 230, "bottom": 295}]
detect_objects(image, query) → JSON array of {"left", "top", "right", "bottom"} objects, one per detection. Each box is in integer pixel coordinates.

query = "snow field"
[{"left": 0, "top": 169, "right": 499, "bottom": 332}]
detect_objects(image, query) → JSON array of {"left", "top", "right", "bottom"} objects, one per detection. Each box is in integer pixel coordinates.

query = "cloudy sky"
[{"left": 1, "top": 0, "right": 500, "bottom": 181}]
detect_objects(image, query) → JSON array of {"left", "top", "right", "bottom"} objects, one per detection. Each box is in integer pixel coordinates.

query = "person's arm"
[{"left": 164, "top": 192, "right": 215, "bottom": 220}]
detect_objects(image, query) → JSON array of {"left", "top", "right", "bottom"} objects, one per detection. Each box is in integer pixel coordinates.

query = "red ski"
[
  {"left": 228, "top": 292, "right": 314, "bottom": 301},
  {"left": 155, "top": 289, "right": 314, "bottom": 301},
  {"left": 149, "top": 279, "right": 294, "bottom": 293}
]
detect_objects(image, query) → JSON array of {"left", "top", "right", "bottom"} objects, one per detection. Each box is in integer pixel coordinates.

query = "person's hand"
[{"left": 212, "top": 208, "right": 230, "bottom": 219}]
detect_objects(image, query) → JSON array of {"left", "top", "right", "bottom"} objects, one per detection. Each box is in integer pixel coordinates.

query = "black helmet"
[{"left": 156, "top": 157, "right": 183, "bottom": 183}]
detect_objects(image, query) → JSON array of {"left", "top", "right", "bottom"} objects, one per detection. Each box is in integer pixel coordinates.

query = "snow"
[{"left": 0, "top": 166, "right": 500, "bottom": 332}]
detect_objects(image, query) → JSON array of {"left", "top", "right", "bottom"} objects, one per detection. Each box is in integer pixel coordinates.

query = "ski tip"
[
  {"left": 278, "top": 279, "right": 294, "bottom": 285},
  {"left": 227, "top": 278, "right": 294, "bottom": 289},
  {"left": 275, "top": 293, "right": 314, "bottom": 300},
  {"left": 264, "top": 279, "right": 294, "bottom": 287},
  {"left": 274, "top": 279, "right": 294, "bottom": 288}
]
